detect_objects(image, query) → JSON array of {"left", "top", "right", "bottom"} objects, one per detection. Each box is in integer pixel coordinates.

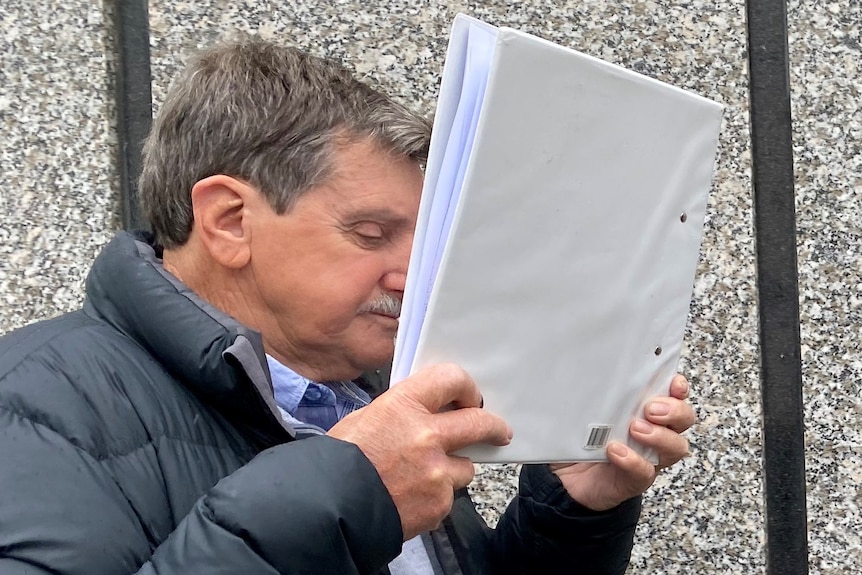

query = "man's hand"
[
  {"left": 327, "top": 363, "right": 512, "bottom": 540},
  {"left": 550, "top": 374, "right": 695, "bottom": 511}
]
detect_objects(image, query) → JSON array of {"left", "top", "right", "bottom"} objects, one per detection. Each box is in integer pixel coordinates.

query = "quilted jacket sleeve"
[
  {"left": 444, "top": 464, "right": 641, "bottom": 575},
  {"left": 0, "top": 406, "right": 402, "bottom": 575},
  {"left": 136, "top": 437, "right": 404, "bottom": 575},
  {"left": 493, "top": 464, "right": 641, "bottom": 574}
]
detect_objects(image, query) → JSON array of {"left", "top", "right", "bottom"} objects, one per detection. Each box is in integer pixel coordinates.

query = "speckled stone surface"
[
  {"left": 791, "top": 1, "right": 862, "bottom": 572},
  {"left": 1, "top": 0, "right": 860, "bottom": 572},
  {"left": 0, "top": 2, "right": 119, "bottom": 334}
]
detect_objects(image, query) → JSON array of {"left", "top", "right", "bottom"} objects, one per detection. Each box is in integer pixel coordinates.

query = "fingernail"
[
  {"left": 678, "top": 379, "right": 690, "bottom": 395},
  {"left": 609, "top": 443, "right": 629, "bottom": 458},
  {"left": 506, "top": 426, "right": 514, "bottom": 441},
  {"left": 648, "top": 402, "right": 670, "bottom": 416},
  {"left": 479, "top": 395, "right": 484, "bottom": 409},
  {"left": 632, "top": 419, "right": 653, "bottom": 434}
]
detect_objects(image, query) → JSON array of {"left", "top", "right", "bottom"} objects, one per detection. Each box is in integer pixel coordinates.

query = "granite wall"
[{"left": 1, "top": 0, "right": 859, "bottom": 572}]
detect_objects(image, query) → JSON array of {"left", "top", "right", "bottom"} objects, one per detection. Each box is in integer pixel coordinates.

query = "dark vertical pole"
[
  {"left": 113, "top": 0, "right": 153, "bottom": 231},
  {"left": 745, "top": 1, "right": 809, "bottom": 573}
]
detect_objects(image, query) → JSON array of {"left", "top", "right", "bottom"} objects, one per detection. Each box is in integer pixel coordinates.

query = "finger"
[
  {"left": 432, "top": 407, "right": 513, "bottom": 453},
  {"left": 629, "top": 419, "right": 690, "bottom": 468},
  {"left": 606, "top": 442, "right": 656, "bottom": 495},
  {"left": 399, "top": 363, "right": 482, "bottom": 413},
  {"left": 446, "top": 455, "right": 477, "bottom": 490},
  {"left": 644, "top": 397, "right": 696, "bottom": 433},
  {"left": 669, "top": 374, "right": 690, "bottom": 399}
]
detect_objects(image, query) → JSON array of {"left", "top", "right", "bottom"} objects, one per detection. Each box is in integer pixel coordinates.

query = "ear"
[{"left": 190, "top": 175, "right": 256, "bottom": 269}]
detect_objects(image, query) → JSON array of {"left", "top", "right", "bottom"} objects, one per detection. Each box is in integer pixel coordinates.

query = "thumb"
[{"left": 398, "top": 363, "right": 482, "bottom": 413}]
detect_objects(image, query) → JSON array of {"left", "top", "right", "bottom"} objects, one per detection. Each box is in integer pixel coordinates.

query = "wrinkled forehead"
[{"left": 303, "top": 140, "right": 424, "bottom": 223}]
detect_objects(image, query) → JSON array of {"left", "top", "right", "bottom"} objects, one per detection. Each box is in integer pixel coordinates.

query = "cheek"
[
  {"left": 306, "top": 260, "right": 384, "bottom": 319},
  {"left": 330, "top": 256, "right": 387, "bottom": 295}
]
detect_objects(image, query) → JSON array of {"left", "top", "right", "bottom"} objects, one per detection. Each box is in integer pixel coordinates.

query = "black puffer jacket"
[{"left": 0, "top": 232, "right": 640, "bottom": 574}]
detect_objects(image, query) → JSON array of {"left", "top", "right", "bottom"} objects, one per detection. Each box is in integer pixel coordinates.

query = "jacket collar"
[{"left": 84, "top": 231, "right": 292, "bottom": 447}]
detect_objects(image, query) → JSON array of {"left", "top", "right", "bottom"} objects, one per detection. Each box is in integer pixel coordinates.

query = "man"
[{"left": 0, "top": 38, "right": 694, "bottom": 574}]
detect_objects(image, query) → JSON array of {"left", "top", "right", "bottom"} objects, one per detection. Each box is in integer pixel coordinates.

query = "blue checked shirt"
[{"left": 266, "top": 355, "right": 371, "bottom": 432}]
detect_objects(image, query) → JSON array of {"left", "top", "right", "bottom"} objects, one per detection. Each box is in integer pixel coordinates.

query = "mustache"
[{"left": 359, "top": 292, "right": 402, "bottom": 317}]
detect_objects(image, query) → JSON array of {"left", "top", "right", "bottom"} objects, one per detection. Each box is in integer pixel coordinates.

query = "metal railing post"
[
  {"left": 746, "top": 0, "right": 809, "bottom": 572},
  {"left": 112, "top": 0, "right": 152, "bottom": 232}
]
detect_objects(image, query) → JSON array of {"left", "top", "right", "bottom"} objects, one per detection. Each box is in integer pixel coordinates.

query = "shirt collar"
[{"left": 265, "top": 354, "right": 313, "bottom": 415}]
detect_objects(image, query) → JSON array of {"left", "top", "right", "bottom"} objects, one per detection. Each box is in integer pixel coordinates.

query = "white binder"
[{"left": 392, "top": 14, "right": 723, "bottom": 463}]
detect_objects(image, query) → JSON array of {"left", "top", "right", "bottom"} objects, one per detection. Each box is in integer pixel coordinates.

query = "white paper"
[
  {"left": 393, "top": 21, "right": 497, "bottom": 381},
  {"left": 392, "top": 14, "right": 723, "bottom": 464}
]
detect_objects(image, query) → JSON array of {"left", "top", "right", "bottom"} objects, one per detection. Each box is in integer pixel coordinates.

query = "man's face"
[{"left": 247, "top": 140, "right": 423, "bottom": 380}]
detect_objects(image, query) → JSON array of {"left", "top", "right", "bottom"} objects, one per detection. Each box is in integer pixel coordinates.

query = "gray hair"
[{"left": 139, "top": 37, "right": 432, "bottom": 248}]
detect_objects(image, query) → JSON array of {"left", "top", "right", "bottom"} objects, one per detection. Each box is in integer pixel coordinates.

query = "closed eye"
[
  {"left": 353, "top": 222, "right": 384, "bottom": 239},
  {"left": 350, "top": 222, "right": 389, "bottom": 247}
]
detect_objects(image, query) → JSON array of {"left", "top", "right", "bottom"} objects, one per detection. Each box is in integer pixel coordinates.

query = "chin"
[{"left": 354, "top": 344, "right": 395, "bottom": 372}]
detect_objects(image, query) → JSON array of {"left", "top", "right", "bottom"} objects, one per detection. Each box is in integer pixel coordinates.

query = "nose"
[
  {"left": 380, "top": 236, "right": 411, "bottom": 294},
  {"left": 381, "top": 269, "right": 407, "bottom": 295}
]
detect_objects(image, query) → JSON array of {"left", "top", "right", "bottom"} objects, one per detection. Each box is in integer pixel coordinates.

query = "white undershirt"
[{"left": 389, "top": 536, "right": 436, "bottom": 575}]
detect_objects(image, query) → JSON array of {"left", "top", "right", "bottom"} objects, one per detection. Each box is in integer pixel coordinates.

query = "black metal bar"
[
  {"left": 745, "top": 1, "right": 808, "bottom": 573},
  {"left": 113, "top": 0, "right": 153, "bottom": 231}
]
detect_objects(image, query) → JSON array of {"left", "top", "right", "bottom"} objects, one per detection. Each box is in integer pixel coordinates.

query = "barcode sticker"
[{"left": 584, "top": 425, "right": 612, "bottom": 449}]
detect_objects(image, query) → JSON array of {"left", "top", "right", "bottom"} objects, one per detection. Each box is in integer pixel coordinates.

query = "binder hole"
[
  {"left": 680, "top": 212, "right": 688, "bottom": 223},
  {"left": 654, "top": 346, "right": 662, "bottom": 356}
]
